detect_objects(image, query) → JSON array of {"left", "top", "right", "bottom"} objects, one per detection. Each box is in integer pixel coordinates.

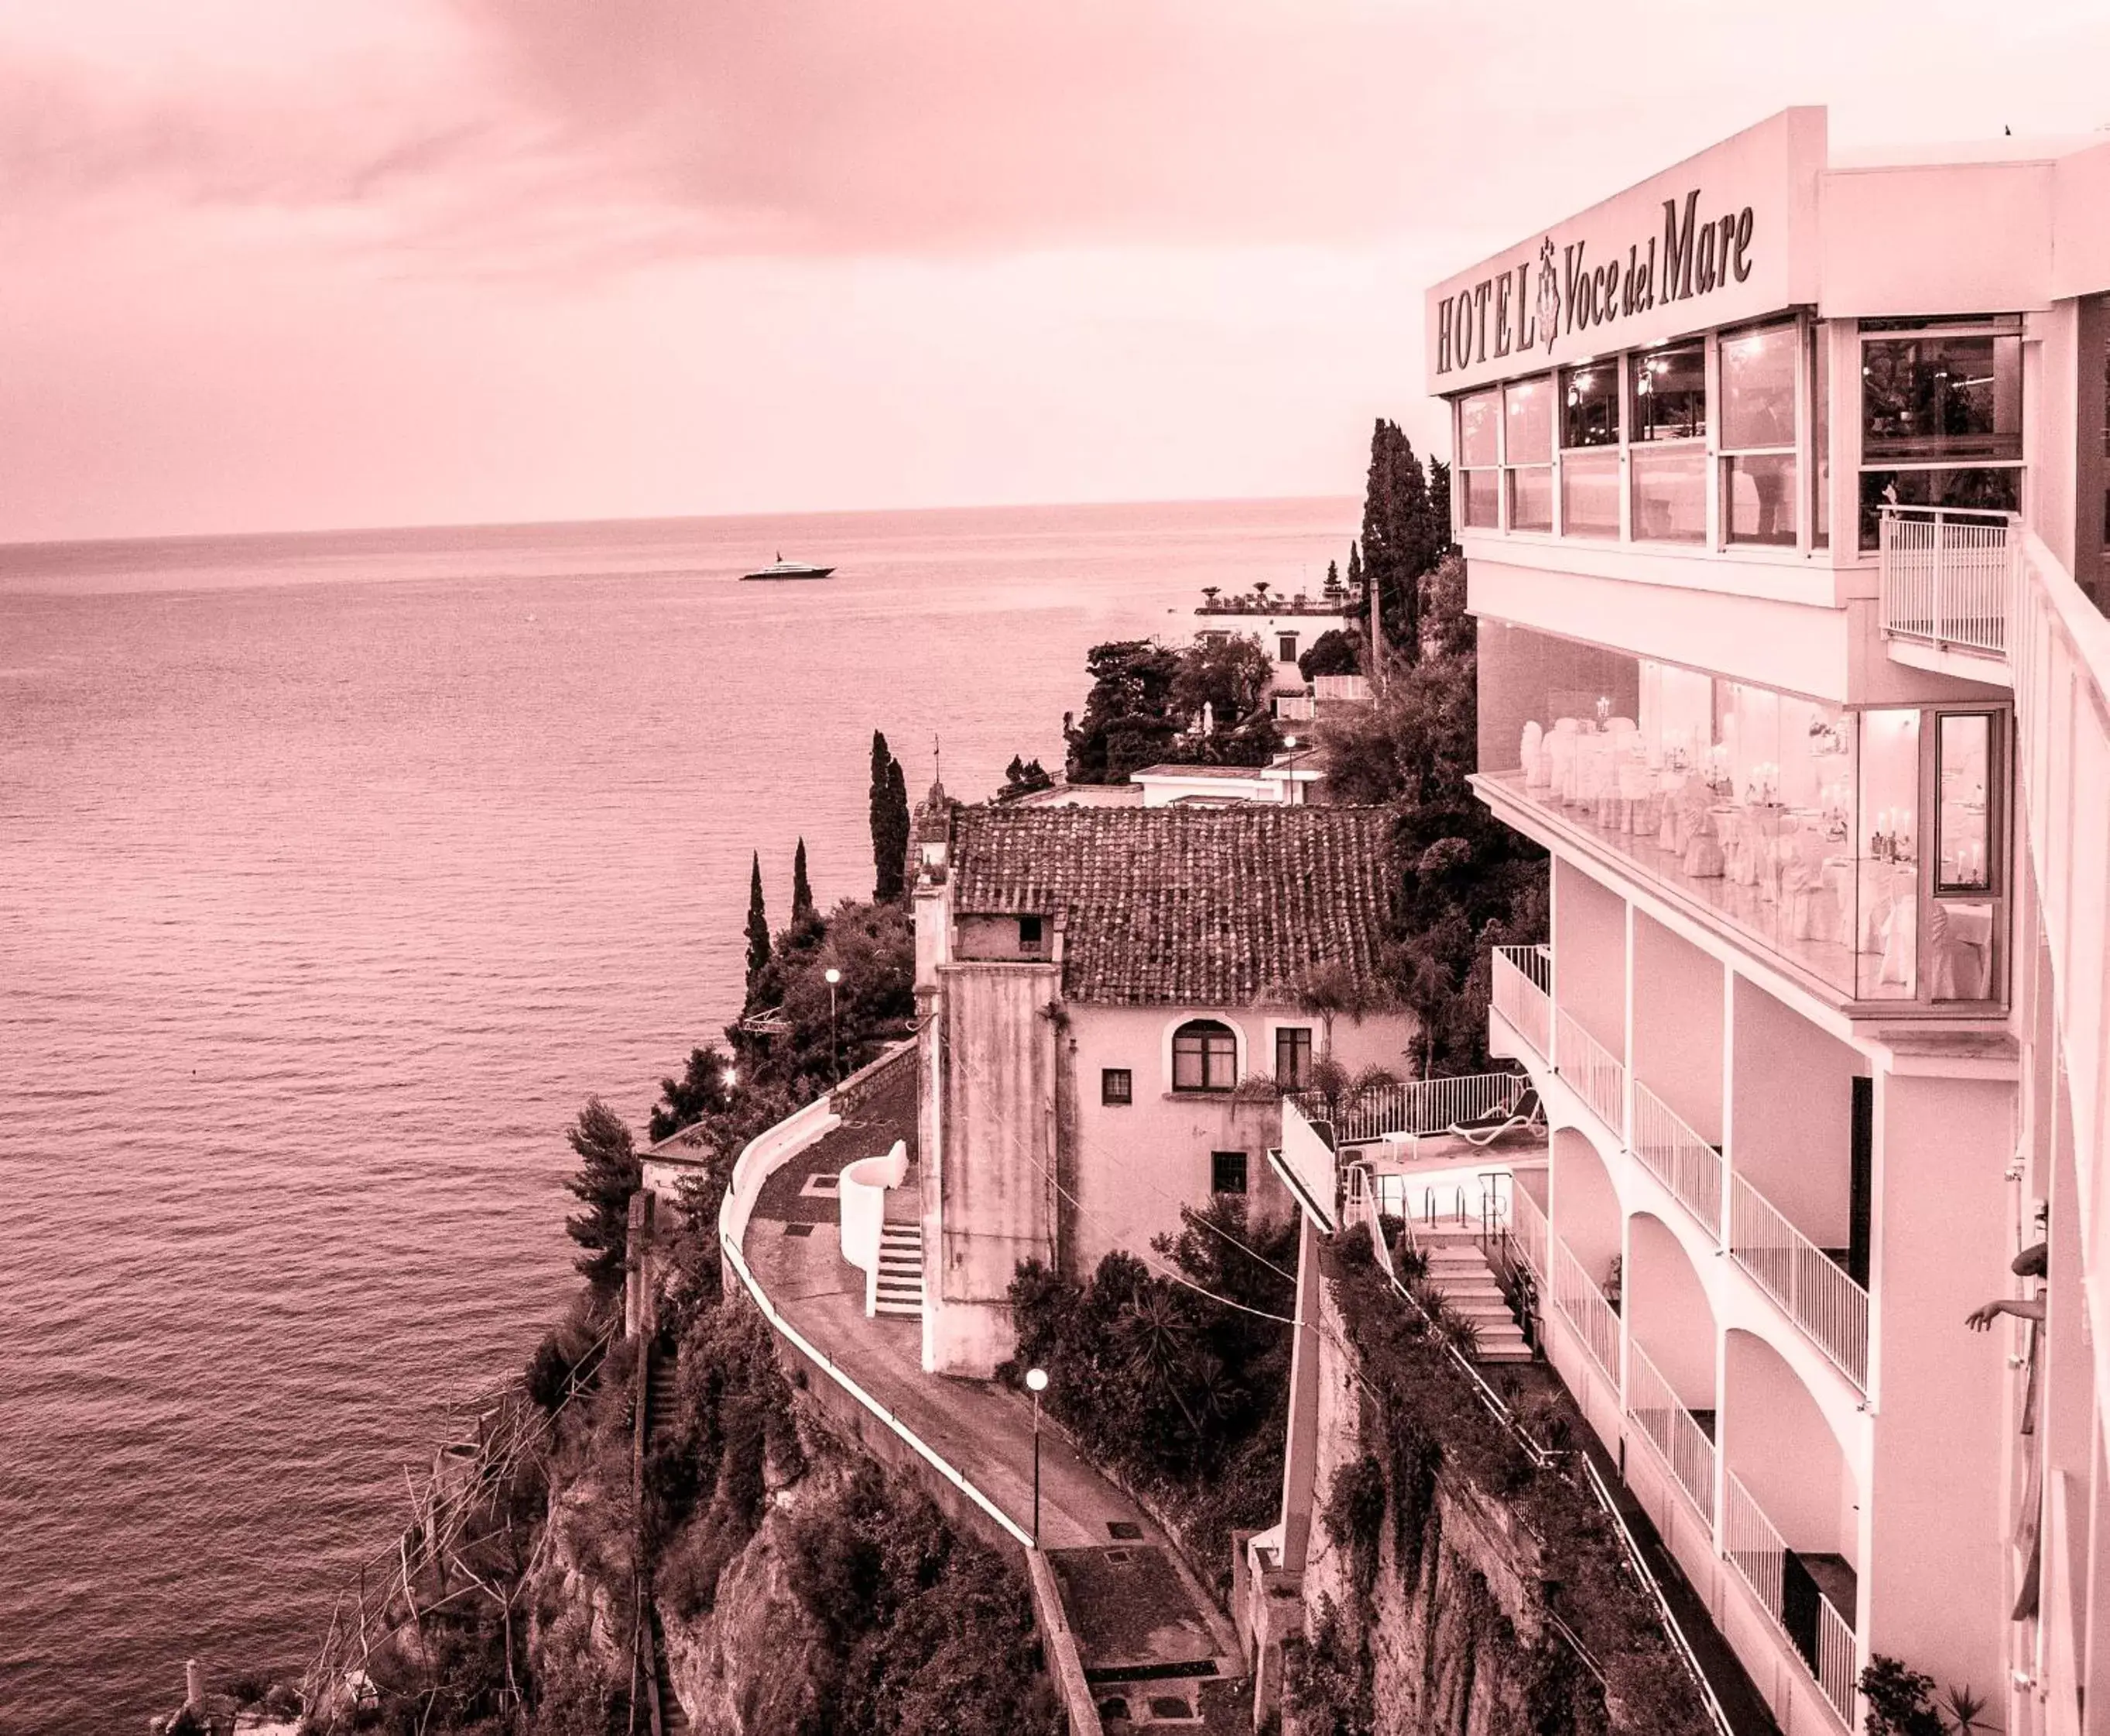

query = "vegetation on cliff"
[
  {"left": 1003, "top": 1199, "right": 1296, "bottom": 1581},
  {"left": 1281, "top": 1236, "right": 1712, "bottom": 1736},
  {"left": 1062, "top": 635, "right": 1283, "bottom": 783}
]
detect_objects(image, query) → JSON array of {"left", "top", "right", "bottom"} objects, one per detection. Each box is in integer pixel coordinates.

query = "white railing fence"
[
  {"left": 1724, "top": 1470, "right": 1858, "bottom": 1727},
  {"left": 1275, "top": 693, "right": 1317, "bottom": 721},
  {"left": 1313, "top": 673, "right": 1372, "bottom": 703},
  {"left": 1314, "top": 1071, "right": 1528, "bottom": 1145},
  {"left": 1625, "top": 1338, "right": 1717, "bottom": 1527},
  {"left": 1630, "top": 1080, "right": 1725, "bottom": 1242},
  {"left": 1492, "top": 943, "right": 1553, "bottom": 1063},
  {"left": 1555, "top": 1008, "right": 1628, "bottom": 1139},
  {"left": 1550, "top": 1232, "right": 1621, "bottom": 1385},
  {"left": 1509, "top": 1183, "right": 1550, "bottom": 1283},
  {"left": 1727, "top": 1174, "right": 1869, "bottom": 1392},
  {"left": 1879, "top": 505, "right": 2016, "bottom": 658},
  {"left": 1816, "top": 1596, "right": 1858, "bottom": 1728}
]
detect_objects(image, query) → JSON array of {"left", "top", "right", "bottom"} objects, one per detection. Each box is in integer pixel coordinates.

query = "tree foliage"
[
  {"left": 1064, "top": 637, "right": 1282, "bottom": 784},
  {"left": 997, "top": 755, "right": 1053, "bottom": 802},
  {"left": 790, "top": 837, "right": 814, "bottom": 924},
  {"left": 868, "top": 731, "right": 911, "bottom": 903},
  {"left": 563, "top": 1096, "right": 641, "bottom": 1295},
  {"left": 648, "top": 1044, "right": 737, "bottom": 1145},
  {"left": 1298, "top": 628, "right": 1362, "bottom": 681},
  {"left": 1317, "top": 553, "right": 1546, "bottom": 1073},
  {"left": 1005, "top": 1199, "right": 1296, "bottom": 1567},
  {"left": 744, "top": 851, "right": 772, "bottom": 1000}
]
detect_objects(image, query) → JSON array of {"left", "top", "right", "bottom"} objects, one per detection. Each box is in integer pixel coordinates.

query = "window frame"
[
  {"left": 1101, "top": 1067, "right": 1133, "bottom": 1106},
  {"left": 1211, "top": 1149, "right": 1249, "bottom": 1196},
  {"left": 1018, "top": 914, "right": 1043, "bottom": 950},
  {"left": 1172, "top": 1019, "right": 1239, "bottom": 1093},
  {"left": 1273, "top": 1025, "right": 1314, "bottom": 1089},
  {"left": 1455, "top": 388, "right": 1503, "bottom": 532},
  {"left": 1718, "top": 318, "right": 1801, "bottom": 550},
  {"left": 1853, "top": 317, "right": 2026, "bottom": 553},
  {"left": 1502, "top": 374, "right": 1555, "bottom": 534}
]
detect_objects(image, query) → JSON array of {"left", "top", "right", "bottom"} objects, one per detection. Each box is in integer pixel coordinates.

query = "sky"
[{"left": 4, "top": 0, "right": 2109, "bottom": 543}]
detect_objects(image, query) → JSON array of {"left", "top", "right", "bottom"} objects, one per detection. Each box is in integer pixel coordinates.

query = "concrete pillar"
[
  {"left": 183, "top": 1659, "right": 203, "bottom": 1712},
  {"left": 623, "top": 1191, "right": 652, "bottom": 1340},
  {"left": 1278, "top": 1214, "right": 1325, "bottom": 1571}
]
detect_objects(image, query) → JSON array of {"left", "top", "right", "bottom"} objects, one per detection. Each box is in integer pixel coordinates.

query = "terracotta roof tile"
[{"left": 949, "top": 805, "right": 1395, "bottom": 1005}]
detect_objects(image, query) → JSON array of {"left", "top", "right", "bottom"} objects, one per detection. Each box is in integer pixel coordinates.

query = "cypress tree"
[
  {"left": 791, "top": 837, "right": 814, "bottom": 923},
  {"left": 1426, "top": 457, "right": 1454, "bottom": 559},
  {"left": 870, "top": 731, "right": 911, "bottom": 902},
  {"left": 1346, "top": 540, "right": 1364, "bottom": 598},
  {"left": 1323, "top": 559, "right": 1343, "bottom": 602},
  {"left": 745, "top": 851, "right": 771, "bottom": 995},
  {"left": 1360, "top": 419, "right": 1439, "bottom": 666}
]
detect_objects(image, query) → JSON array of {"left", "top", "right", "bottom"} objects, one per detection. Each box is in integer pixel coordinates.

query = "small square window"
[
  {"left": 1277, "top": 634, "right": 1298, "bottom": 663},
  {"left": 1101, "top": 1068, "right": 1133, "bottom": 1106},
  {"left": 1019, "top": 915, "right": 1043, "bottom": 949},
  {"left": 1211, "top": 1150, "right": 1249, "bottom": 1195}
]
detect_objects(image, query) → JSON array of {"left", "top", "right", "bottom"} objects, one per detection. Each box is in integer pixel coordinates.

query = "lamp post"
[
  {"left": 1026, "top": 1366, "right": 1049, "bottom": 1546},
  {"left": 824, "top": 967, "right": 842, "bottom": 1083}
]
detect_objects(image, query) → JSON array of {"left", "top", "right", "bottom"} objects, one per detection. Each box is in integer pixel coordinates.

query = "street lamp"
[
  {"left": 824, "top": 967, "right": 842, "bottom": 1083},
  {"left": 1026, "top": 1367, "right": 1049, "bottom": 1546}
]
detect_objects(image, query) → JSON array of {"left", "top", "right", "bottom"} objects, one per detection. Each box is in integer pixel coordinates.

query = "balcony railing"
[
  {"left": 1625, "top": 1339, "right": 1717, "bottom": 1527},
  {"left": 1728, "top": 1174, "right": 1870, "bottom": 1392},
  {"left": 1630, "top": 1080, "right": 1725, "bottom": 1241},
  {"left": 1312, "top": 673, "right": 1372, "bottom": 703},
  {"left": 1555, "top": 1008, "right": 1627, "bottom": 1140},
  {"left": 1509, "top": 1180, "right": 1549, "bottom": 1284},
  {"left": 1724, "top": 1470, "right": 1858, "bottom": 1728},
  {"left": 1307, "top": 1072, "right": 1529, "bottom": 1146},
  {"left": 1878, "top": 505, "right": 2016, "bottom": 660},
  {"left": 1492, "top": 943, "right": 1553, "bottom": 1064},
  {"left": 1275, "top": 693, "right": 1317, "bottom": 721},
  {"left": 1550, "top": 1231, "right": 1621, "bottom": 1385}
]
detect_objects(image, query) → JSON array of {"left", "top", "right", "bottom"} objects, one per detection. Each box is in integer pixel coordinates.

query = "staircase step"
[{"left": 874, "top": 1298, "right": 924, "bottom": 1317}]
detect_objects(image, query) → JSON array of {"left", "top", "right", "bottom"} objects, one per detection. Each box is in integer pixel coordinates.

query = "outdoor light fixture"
[
  {"left": 824, "top": 968, "right": 843, "bottom": 1082},
  {"left": 1026, "top": 1368, "right": 1050, "bottom": 1546}
]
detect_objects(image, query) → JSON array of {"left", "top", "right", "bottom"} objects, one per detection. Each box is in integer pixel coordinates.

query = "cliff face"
[{"left": 1288, "top": 1275, "right": 1559, "bottom": 1736}]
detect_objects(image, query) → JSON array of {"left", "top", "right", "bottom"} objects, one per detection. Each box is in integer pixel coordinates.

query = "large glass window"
[
  {"left": 1858, "top": 322, "right": 2025, "bottom": 550},
  {"left": 1721, "top": 321, "right": 1799, "bottom": 548},
  {"left": 1937, "top": 714, "right": 1992, "bottom": 892},
  {"left": 1810, "top": 324, "right": 1831, "bottom": 550},
  {"left": 1173, "top": 1019, "right": 1238, "bottom": 1091},
  {"left": 1275, "top": 1026, "right": 1314, "bottom": 1087},
  {"left": 1631, "top": 341, "right": 1707, "bottom": 543},
  {"left": 1561, "top": 361, "right": 1622, "bottom": 537},
  {"left": 1504, "top": 376, "right": 1553, "bottom": 532},
  {"left": 1458, "top": 389, "right": 1501, "bottom": 529}
]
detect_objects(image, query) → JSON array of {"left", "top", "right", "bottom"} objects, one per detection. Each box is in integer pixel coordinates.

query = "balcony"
[
  {"left": 1878, "top": 505, "right": 2016, "bottom": 664},
  {"left": 1728, "top": 1174, "right": 1870, "bottom": 1392},
  {"left": 1625, "top": 1337, "right": 1717, "bottom": 1528},
  {"left": 1491, "top": 943, "right": 1553, "bottom": 1063},
  {"left": 1724, "top": 1469, "right": 1858, "bottom": 1728},
  {"left": 1629, "top": 1080, "right": 1725, "bottom": 1239},
  {"left": 1549, "top": 1231, "right": 1621, "bottom": 1385}
]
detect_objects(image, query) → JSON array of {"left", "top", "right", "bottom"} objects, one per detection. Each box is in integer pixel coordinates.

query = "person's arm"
[{"left": 1964, "top": 1296, "right": 2046, "bottom": 1331}]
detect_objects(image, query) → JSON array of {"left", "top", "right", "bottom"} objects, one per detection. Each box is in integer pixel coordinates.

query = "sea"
[{"left": 0, "top": 496, "right": 1355, "bottom": 1734}]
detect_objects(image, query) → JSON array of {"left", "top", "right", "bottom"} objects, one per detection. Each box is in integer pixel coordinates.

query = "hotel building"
[{"left": 1427, "top": 109, "right": 2108, "bottom": 1734}]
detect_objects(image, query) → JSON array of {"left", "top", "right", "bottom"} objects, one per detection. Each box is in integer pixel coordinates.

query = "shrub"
[{"left": 1320, "top": 1455, "right": 1387, "bottom": 1597}]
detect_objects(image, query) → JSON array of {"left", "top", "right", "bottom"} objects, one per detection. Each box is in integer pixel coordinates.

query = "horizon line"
[{"left": 0, "top": 488, "right": 1368, "bottom": 560}]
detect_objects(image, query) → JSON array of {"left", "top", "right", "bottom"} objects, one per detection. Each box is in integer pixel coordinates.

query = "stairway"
[
  {"left": 873, "top": 1221, "right": 925, "bottom": 1319},
  {"left": 646, "top": 1346, "right": 680, "bottom": 1447},
  {"left": 649, "top": 1604, "right": 690, "bottom": 1734},
  {"left": 1415, "top": 1228, "right": 1532, "bottom": 1362}
]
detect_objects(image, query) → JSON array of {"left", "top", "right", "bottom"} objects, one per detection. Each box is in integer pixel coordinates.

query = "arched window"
[{"left": 1172, "top": 1019, "right": 1238, "bottom": 1092}]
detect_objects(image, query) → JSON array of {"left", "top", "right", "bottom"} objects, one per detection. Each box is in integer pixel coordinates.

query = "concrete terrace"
[{"left": 724, "top": 1046, "right": 1248, "bottom": 1730}]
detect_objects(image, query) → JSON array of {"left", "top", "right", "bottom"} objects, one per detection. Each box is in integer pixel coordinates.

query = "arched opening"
[
  {"left": 1171, "top": 1019, "right": 1238, "bottom": 1093},
  {"left": 1546, "top": 1128, "right": 1624, "bottom": 1409},
  {"left": 1723, "top": 1328, "right": 1859, "bottom": 1706},
  {"left": 1625, "top": 1213, "right": 1721, "bottom": 1533}
]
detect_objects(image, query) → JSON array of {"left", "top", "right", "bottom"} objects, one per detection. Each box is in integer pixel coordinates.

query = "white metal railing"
[
  {"left": 1554, "top": 1008, "right": 1627, "bottom": 1140},
  {"left": 1550, "top": 1232, "right": 1621, "bottom": 1384},
  {"left": 1509, "top": 1183, "right": 1549, "bottom": 1282},
  {"left": 1724, "top": 1469, "right": 1857, "bottom": 1728},
  {"left": 1308, "top": 1072, "right": 1528, "bottom": 1145},
  {"left": 1276, "top": 693, "right": 1317, "bottom": 721},
  {"left": 1879, "top": 505, "right": 2016, "bottom": 659},
  {"left": 1492, "top": 943, "right": 1553, "bottom": 1063},
  {"left": 1816, "top": 1597, "right": 1857, "bottom": 1729},
  {"left": 1728, "top": 1173, "right": 1869, "bottom": 1392},
  {"left": 1625, "top": 1339, "right": 1717, "bottom": 1527},
  {"left": 1630, "top": 1080, "right": 1725, "bottom": 1241},
  {"left": 1313, "top": 673, "right": 1372, "bottom": 703}
]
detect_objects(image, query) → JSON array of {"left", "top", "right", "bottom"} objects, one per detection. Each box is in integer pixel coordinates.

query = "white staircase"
[
  {"left": 873, "top": 1221, "right": 925, "bottom": 1319},
  {"left": 1415, "top": 1227, "right": 1531, "bottom": 1362}
]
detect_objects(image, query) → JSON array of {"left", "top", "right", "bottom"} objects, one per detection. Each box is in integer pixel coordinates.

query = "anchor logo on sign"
[{"left": 1536, "top": 237, "right": 1560, "bottom": 353}]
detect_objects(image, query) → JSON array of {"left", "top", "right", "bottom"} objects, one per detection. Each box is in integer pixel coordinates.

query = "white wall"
[
  {"left": 1727, "top": 974, "right": 1858, "bottom": 1249},
  {"left": 1553, "top": 857, "right": 1626, "bottom": 1059},
  {"left": 1632, "top": 913, "right": 1725, "bottom": 1142}
]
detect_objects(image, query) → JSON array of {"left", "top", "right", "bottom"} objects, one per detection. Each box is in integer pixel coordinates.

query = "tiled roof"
[{"left": 949, "top": 805, "right": 1396, "bottom": 1005}]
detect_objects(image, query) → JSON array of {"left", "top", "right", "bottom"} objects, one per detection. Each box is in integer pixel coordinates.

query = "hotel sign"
[{"left": 1426, "top": 108, "right": 1825, "bottom": 395}]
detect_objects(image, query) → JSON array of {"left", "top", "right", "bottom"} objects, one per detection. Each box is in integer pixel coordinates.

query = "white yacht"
[{"left": 739, "top": 553, "right": 835, "bottom": 581}]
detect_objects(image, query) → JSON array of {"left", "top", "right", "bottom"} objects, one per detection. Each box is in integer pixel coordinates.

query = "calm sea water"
[{"left": 0, "top": 498, "right": 1353, "bottom": 1733}]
